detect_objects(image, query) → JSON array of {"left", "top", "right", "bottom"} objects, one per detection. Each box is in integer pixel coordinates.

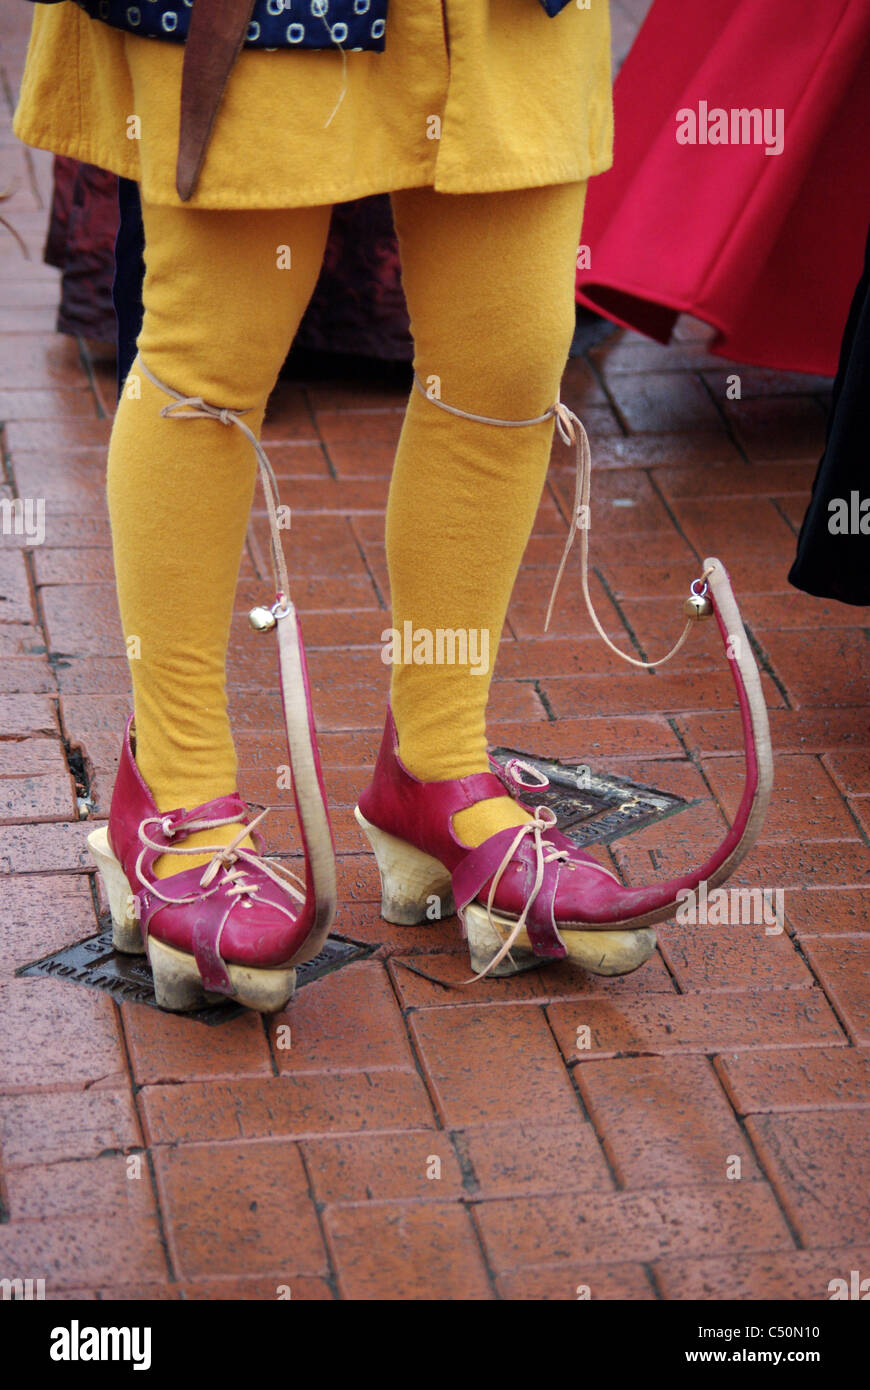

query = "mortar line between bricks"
[
  {"left": 463, "top": 1197, "right": 502, "bottom": 1300},
  {"left": 114, "top": 1003, "right": 177, "bottom": 1284},
  {"left": 770, "top": 494, "right": 801, "bottom": 540},
  {"left": 742, "top": 623, "right": 792, "bottom": 709},
  {"left": 142, "top": 1144, "right": 178, "bottom": 1288},
  {"left": 814, "top": 753, "right": 870, "bottom": 852},
  {"left": 582, "top": 351, "right": 631, "bottom": 437},
  {"left": 383, "top": 963, "right": 447, "bottom": 1133},
  {"left": 295, "top": 1145, "right": 342, "bottom": 1300},
  {"left": 74, "top": 335, "right": 108, "bottom": 420},
  {"left": 645, "top": 468, "right": 706, "bottom": 567},
  {"left": 347, "top": 516, "right": 388, "bottom": 612},
  {"left": 541, "top": 1002, "right": 627, "bottom": 1196},
  {"left": 304, "top": 387, "right": 338, "bottom": 480},
  {"left": 593, "top": 565, "right": 657, "bottom": 669},
  {"left": 705, "top": 1051, "right": 806, "bottom": 1254},
  {"left": 696, "top": 370, "right": 751, "bottom": 464}
]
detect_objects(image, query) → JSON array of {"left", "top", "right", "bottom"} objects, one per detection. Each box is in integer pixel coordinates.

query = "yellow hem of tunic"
[{"left": 13, "top": 0, "right": 614, "bottom": 210}]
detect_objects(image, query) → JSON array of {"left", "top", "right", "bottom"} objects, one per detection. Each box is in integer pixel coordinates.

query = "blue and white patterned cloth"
[{"left": 51, "top": 0, "right": 574, "bottom": 52}]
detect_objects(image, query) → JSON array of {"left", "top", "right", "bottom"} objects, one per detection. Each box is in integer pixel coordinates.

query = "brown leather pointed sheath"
[{"left": 176, "top": 0, "right": 258, "bottom": 201}]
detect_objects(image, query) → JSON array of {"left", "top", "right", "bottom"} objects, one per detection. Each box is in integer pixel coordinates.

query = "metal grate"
[
  {"left": 488, "top": 747, "right": 695, "bottom": 848},
  {"left": 17, "top": 919, "right": 373, "bottom": 1025}
]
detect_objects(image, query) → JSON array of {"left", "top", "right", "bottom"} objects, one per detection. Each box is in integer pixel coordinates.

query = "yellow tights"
[{"left": 106, "top": 182, "right": 587, "bottom": 874}]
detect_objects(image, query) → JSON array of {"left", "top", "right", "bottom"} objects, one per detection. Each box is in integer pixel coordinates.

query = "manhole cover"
[
  {"left": 488, "top": 747, "right": 696, "bottom": 848},
  {"left": 17, "top": 919, "right": 373, "bottom": 1025}
]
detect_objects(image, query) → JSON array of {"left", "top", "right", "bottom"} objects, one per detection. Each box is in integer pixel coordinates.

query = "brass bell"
[
  {"left": 248, "top": 605, "right": 277, "bottom": 633},
  {"left": 684, "top": 591, "right": 713, "bottom": 620}
]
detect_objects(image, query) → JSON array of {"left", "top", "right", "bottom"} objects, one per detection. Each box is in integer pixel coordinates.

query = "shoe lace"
[
  {"left": 134, "top": 807, "right": 305, "bottom": 909},
  {"left": 469, "top": 770, "right": 621, "bottom": 981}
]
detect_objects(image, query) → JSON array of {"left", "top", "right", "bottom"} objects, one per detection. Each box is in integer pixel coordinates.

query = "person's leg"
[
  {"left": 106, "top": 197, "right": 333, "bottom": 875},
  {"left": 386, "top": 182, "right": 586, "bottom": 846}
]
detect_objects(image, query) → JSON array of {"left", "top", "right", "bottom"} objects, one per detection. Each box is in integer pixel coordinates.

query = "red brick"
[
  {"left": 497, "top": 1262, "right": 655, "bottom": 1300},
  {"left": 536, "top": 948, "right": 678, "bottom": 998},
  {"left": 656, "top": 922, "right": 814, "bottom": 993},
  {"left": 654, "top": 1248, "right": 870, "bottom": 1300},
  {"left": 547, "top": 988, "right": 844, "bottom": 1060},
  {"left": 785, "top": 891, "right": 870, "bottom": 937},
  {"left": 703, "top": 754, "right": 859, "bottom": 843},
  {"left": 0, "top": 872, "right": 99, "bottom": 977},
  {"left": 121, "top": 1002, "right": 273, "bottom": 1085},
  {"left": 179, "top": 1276, "right": 333, "bottom": 1299},
  {"left": 822, "top": 752, "right": 870, "bottom": 797},
  {"left": 715, "top": 1047, "right": 870, "bottom": 1116},
  {"left": 0, "top": 333, "right": 88, "bottom": 388},
  {"left": 0, "top": 980, "right": 126, "bottom": 1093},
  {"left": 678, "top": 707, "right": 870, "bottom": 758},
  {"left": 590, "top": 337, "right": 722, "bottom": 374},
  {"left": 592, "top": 433, "right": 743, "bottom": 469},
  {"left": 459, "top": 1118, "right": 613, "bottom": 1198},
  {"left": 723, "top": 395, "right": 826, "bottom": 461},
  {"left": 485, "top": 714, "right": 682, "bottom": 760},
  {"left": 0, "top": 1215, "right": 167, "bottom": 1289},
  {"left": 0, "top": 550, "right": 35, "bottom": 624},
  {"left": 0, "top": 772, "right": 76, "bottom": 824},
  {"left": 409, "top": 1005, "right": 580, "bottom": 1127},
  {"left": 325, "top": 1202, "right": 492, "bottom": 1300},
  {"left": 153, "top": 1140, "right": 327, "bottom": 1278},
  {"left": 542, "top": 670, "right": 772, "bottom": 721},
  {"left": 269, "top": 961, "right": 413, "bottom": 1074},
  {"left": 743, "top": 591, "right": 863, "bottom": 631},
  {"left": 760, "top": 629, "right": 870, "bottom": 710},
  {"left": 655, "top": 460, "right": 816, "bottom": 502},
  {"left": 302, "top": 1132, "right": 464, "bottom": 1204},
  {"left": 0, "top": 388, "right": 97, "bottom": 421},
  {"left": 606, "top": 372, "right": 724, "bottom": 435},
  {"left": 746, "top": 1110, "right": 870, "bottom": 1247},
  {"left": 614, "top": 837, "right": 869, "bottom": 893},
  {"left": 5, "top": 419, "right": 111, "bottom": 453},
  {"left": 5, "top": 1153, "right": 155, "bottom": 1222},
  {"left": 140, "top": 1071, "right": 436, "bottom": 1145},
  {"left": 33, "top": 549, "right": 117, "bottom": 586},
  {"left": 333, "top": 901, "right": 461, "bottom": 958},
  {"left": 575, "top": 1055, "right": 759, "bottom": 1187},
  {"left": 801, "top": 938, "right": 870, "bottom": 1043},
  {"left": 0, "top": 820, "right": 95, "bottom": 872},
  {"left": 673, "top": 497, "right": 798, "bottom": 564},
  {"left": 388, "top": 953, "right": 548, "bottom": 1009},
  {"left": 474, "top": 1183, "right": 792, "bottom": 1271},
  {"left": 0, "top": 695, "right": 58, "bottom": 737},
  {"left": 0, "top": 1085, "right": 141, "bottom": 1168},
  {"left": 0, "top": 657, "right": 55, "bottom": 694},
  {"left": 849, "top": 797, "right": 870, "bottom": 838}
]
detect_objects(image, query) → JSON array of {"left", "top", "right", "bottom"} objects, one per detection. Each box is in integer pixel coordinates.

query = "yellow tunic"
[{"left": 12, "top": 0, "right": 613, "bottom": 210}]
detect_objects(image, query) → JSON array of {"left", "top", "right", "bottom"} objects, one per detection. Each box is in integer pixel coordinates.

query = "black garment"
[
  {"left": 789, "top": 223, "right": 870, "bottom": 606},
  {"left": 111, "top": 178, "right": 414, "bottom": 405},
  {"left": 113, "top": 176, "right": 146, "bottom": 399}
]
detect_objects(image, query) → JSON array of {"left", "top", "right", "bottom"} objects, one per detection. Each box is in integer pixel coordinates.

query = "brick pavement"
[{"left": 1, "top": 3, "right": 869, "bottom": 1301}]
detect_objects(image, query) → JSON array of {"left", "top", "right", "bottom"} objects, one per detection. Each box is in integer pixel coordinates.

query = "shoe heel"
[
  {"left": 147, "top": 937, "right": 212, "bottom": 1012},
  {"left": 87, "top": 826, "right": 144, "bottom": 954},
  {"left": 147, "top": 936, "right": 296, "bottom": 1014},
  {"left": 462, "top": 901, "right": 658, "bottom": 978},
  {"left": 354, "top": 807, "right": 454, "bottom": 925}
]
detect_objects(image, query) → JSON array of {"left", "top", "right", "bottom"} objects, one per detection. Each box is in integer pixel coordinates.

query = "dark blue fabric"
[
  {"left": 70, "top": 0, "right": 388, "bottom": 50},
  {"left": 113, "top": 175, "right": 146, "bottom": 402},
  {"left": 24, "top": 0, "right": 574, "bottom": 50}
]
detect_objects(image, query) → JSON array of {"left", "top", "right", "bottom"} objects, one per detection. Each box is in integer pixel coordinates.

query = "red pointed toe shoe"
[
  {"left": 86, "top": 356, "right": 336, "bottom": 1013},
  {"left": 356, "top": 558, "right": 772, "bottom": 980},
  {"left": 356, "top": 383, "right": 772, "bottom": 980},
  {"left": 87, "top": 711, "right": 335, "bottom": 1014}
]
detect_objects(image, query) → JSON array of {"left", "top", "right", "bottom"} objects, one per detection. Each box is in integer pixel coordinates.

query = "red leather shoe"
[
  {"left": 88, "top": 710, "right": 335, "bottom": 1013},
  {"left": 86, "top": 356, "right": 337, "bottom": 1013},
  {"left": 356, "top": 556, "right": 772, "bottom": 980}
]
